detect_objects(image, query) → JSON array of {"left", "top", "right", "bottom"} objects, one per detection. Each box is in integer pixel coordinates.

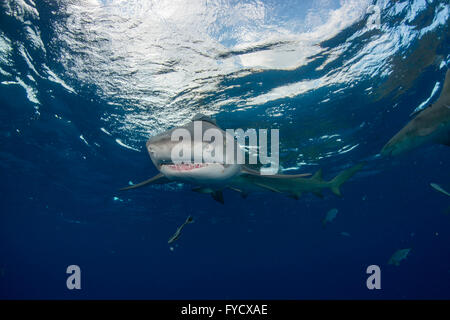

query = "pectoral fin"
[
  {"left": 228, "top": 187, "right": 249, "bottom": 199},
  {"left": 120, "top": 173, "right": 168, "bottom": 191}
]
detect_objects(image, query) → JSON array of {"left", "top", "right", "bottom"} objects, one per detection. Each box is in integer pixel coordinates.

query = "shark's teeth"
[{"left": 163, "top": 163, "right": 211, "bottom": 171}]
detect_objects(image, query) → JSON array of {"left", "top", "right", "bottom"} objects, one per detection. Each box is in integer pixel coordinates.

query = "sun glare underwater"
[{"left": 1, "top": 0, "right": 450, "bottom": 299}]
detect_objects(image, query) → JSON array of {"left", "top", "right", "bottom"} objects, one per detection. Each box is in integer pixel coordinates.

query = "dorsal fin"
[
  {"left": 312, "top": 168, "right": 323, "bottom": 181},
  {"left": 192, "top": 113, "right": 217, "bottom": 125}
]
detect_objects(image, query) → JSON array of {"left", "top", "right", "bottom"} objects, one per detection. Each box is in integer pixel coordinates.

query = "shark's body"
[
  {"left": 381, "top": 69, "right": 450, "bottom": 156},
  {"left": 121, "top": 114, "right": 363, "bottom": 203}
]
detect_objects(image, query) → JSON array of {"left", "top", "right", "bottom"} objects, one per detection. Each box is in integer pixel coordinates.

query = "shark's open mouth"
[
  {"left": 158, "top": 161, "right": 239, "bottom": 182},
  {"left": 161, "top": 163, "right": 215, "bottom": 171}
]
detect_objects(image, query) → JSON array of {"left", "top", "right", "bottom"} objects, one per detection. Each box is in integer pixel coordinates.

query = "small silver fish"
[{"left": 168, "top": 216, "right": 194, "bottom": 244}]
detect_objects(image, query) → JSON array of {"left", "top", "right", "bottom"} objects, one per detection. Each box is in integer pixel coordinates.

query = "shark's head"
[
  {"left": 146, "top": 114, "right": 241, "bottom": 184},
  {"left": 380, "top": 118, "right": 431, "bottom": 157},
  {"left": 381, "top": 132, "right": 413, "bottom": 157},
  {"left": 382, "top": 69, "right": 450, "bottom": 157}
]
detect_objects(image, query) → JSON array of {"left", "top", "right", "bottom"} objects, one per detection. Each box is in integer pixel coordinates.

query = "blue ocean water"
[{"left": 0, "top": 0, "right": 449, "bottom": 299}]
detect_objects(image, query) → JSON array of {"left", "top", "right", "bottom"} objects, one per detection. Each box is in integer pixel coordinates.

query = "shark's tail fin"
[{"left": 328, "top": 163, "right": 365, "bottom": 196}]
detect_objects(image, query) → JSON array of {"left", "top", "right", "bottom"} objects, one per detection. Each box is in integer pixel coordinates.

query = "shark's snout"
[
  {"left": 146, "top": 139, "right": 174, "bottom": 169},
  {"left": 381, "top": 132, "right": 422, "bottom": 157},
  {"left": 380, "top": 141, "right": 397, "bottom": 157}
]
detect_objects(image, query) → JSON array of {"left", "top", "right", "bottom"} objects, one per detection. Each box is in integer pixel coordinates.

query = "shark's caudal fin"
[
  {"left": 328, "top": 163, "right": 365, "bottom": 196},
  {"left": 119, "top": 173, "right": 168, "bottom": 191}
]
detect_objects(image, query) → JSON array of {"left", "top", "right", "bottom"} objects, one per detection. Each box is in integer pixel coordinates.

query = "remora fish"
[
  {"left": 388, "top": 248, "right": 411, "bottom": 266},
  {"left": 381, "top": 69, "right": 450, "bottom": 156},
  {"left": 321, "top": 208, "right": 338, "bottom": 227},
  {"left": 430, "top": 183, "right": 450, "bottom": 197},
  {"left": 168, "top": 216, "right": 194, "bottom": 244},
  {"left": 120, "top": 114, "right": 364, "bottom": 203}
]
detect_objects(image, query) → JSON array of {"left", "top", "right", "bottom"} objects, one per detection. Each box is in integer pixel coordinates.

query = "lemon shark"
[
  {"left": 381, "top": 69, "right": 450, "bottom": 156},
  {"left": 120, "top": 114, "right": 363, "bottom": 203}
]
